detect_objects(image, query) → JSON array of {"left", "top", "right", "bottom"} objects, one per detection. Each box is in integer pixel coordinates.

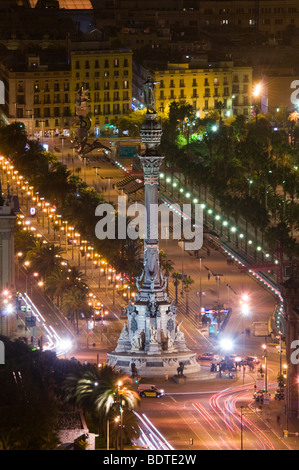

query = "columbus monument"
[{"left": 107, "top": 79, "right": 200, "bottom": 377}]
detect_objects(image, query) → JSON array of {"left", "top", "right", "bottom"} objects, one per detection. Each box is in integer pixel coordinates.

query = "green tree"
[
  {"left": 182, "top": 275, "right": 194, "bottom": 315},
  {"left": 172, "top": 271, "right": 182, "bottom": 305},
  {"left": 61, "top": 286, "right": 91, "bottom": 333},
  {"left": 26, "top": 240, "right": 65, "bottom": 280}
]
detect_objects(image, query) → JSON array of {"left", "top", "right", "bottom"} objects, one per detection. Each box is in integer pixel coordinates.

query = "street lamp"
[
  {"left": 240, "top": 295, "right": 250, "bottom": 384},
  {"left": 252, "top": 83, "right": 262, "bottom": 123},
  {"left": 261, "top": 341, "right": 268, "bottom": 393}
]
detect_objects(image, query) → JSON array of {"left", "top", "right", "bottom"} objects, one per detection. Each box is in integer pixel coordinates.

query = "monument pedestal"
[{"left": 107, "top": 350, "right": 200, "bottom": 378}]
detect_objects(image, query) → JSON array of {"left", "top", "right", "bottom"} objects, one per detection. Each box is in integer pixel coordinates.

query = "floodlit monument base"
[{"left": 107, "top": 350, "right": 200, "bottom": 378}]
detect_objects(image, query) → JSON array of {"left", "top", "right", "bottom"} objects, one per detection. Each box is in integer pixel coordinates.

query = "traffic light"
[{"left": 283, "top": 430, "right": 288, "bottom": 438}]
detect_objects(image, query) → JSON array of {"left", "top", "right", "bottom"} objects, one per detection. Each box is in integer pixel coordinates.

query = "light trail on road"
[
  {"left": 19, "top": 293, "right": 75, "bottom": 357},
  {"left": 134, "top": 412, "right": 175, "bottom": 450},
  {"left": 207, "top": 384, "right": 276, "bottom": 450}
]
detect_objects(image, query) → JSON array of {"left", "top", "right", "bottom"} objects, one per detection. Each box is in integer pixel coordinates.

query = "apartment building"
[
  {"left": 151, "top": 60, "right": 253, "bottom": 120},
  {"left": 70, "top": 47, "right": 133, "bottom": 134},
  {"left": 0, "top": 54, "right": 72, "bottom": 137},
  {"left": 0, "top": 46, "right": 133, "bottom": 136}
]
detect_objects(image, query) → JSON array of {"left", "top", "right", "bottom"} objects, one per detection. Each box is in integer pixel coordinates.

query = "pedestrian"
[{"left": 276, "top": 414, "right": 281, "bottom": 426}]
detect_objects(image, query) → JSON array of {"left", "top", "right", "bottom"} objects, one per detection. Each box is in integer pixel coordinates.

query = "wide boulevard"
[{"left": 9, "top": 136, "right": 294, "bottom": 451}]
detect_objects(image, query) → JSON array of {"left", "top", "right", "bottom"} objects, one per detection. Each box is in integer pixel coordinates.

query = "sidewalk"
[{"left": 249, "top": 398, "right": 299, "bottom": 450}]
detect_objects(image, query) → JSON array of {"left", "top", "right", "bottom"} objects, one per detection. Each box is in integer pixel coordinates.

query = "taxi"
[{"left": 137, "top": 384, "right": 164, "bottom": 398}]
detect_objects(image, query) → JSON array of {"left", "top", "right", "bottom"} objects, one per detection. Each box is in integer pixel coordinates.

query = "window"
[
  {"left": 34, "top": 83, "right": 40, "bottom": 92},
  {"left": 114, "top": 59, "right": 119, "bottom": 67},
  {"left": 103, "top": 104, "right": 110, "bottom": 115},
  {"left": 54, "top": 83, "right": 60, "bottom": 92},
  {"left": 85, "top": 60, "right": 90, "bottom": 69},
  {"left": 123, "top": 80, "right": 129, "bottom": 89}
]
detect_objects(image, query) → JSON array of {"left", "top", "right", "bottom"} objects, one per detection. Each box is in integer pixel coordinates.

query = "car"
[
  {"left": 197, "top": 352, "right": 218, "bottom": 361},
  {"left": 137, "top": 384, "right": 164, "bottom": 398},
  {"left": 275, "top": 390, "right": 285, "bottom": 401},
  {"left": 239, "top": 356, "right": 260, "bottom": 366},
  {"left": 245, "top": 356, "right": 260, "bottom": 365}
]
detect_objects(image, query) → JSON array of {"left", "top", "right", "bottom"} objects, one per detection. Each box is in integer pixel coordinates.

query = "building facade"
[
  {"left": 151, "top": 60, "right": 253, "bottom": 120},
  {"left": 70, "top": 48, "right": 133, "bottom": 135},
  {"left": 0, "top": 47, "right": 133, "bottom": 137}
]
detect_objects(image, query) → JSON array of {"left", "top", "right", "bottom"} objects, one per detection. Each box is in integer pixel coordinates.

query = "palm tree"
[
  {"left": 182, "top": 275, "right": 194, "bottom": 315},
  {"left": 159, "top": 252, "right": 174, "bottom": 295},
  {"left": 26, "top": 240, "right": 64, "bottom": 280},
  {"left": 45, "top": 266, "right": 87, "bottom": 307},
  {"left": 61, "top": 286, "right": 91, "bottom": 333},
  {"left": 63, "top": 364, "right": 140, "bottom": 447},
  {"left": 172, "top": 271, "right": 182, "bottom": 305}
]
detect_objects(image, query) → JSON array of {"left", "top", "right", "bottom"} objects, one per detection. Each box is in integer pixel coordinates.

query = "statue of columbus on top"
[{"left": 142, "top": 76, "right": 160, "bottom": 113}]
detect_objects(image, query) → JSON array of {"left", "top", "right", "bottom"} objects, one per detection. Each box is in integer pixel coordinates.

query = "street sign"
[
  {"left": 253, "top": 321, "right": 269, "bottom": 337},
  {"left": 263, "top": 393, "right": 270, "bottom": 405},
  {"left": 118, "top": 146, "right": 137, "bottom": 158},
  {"left": 256, "top": 378, "right": 264, "bottom": 391}
]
